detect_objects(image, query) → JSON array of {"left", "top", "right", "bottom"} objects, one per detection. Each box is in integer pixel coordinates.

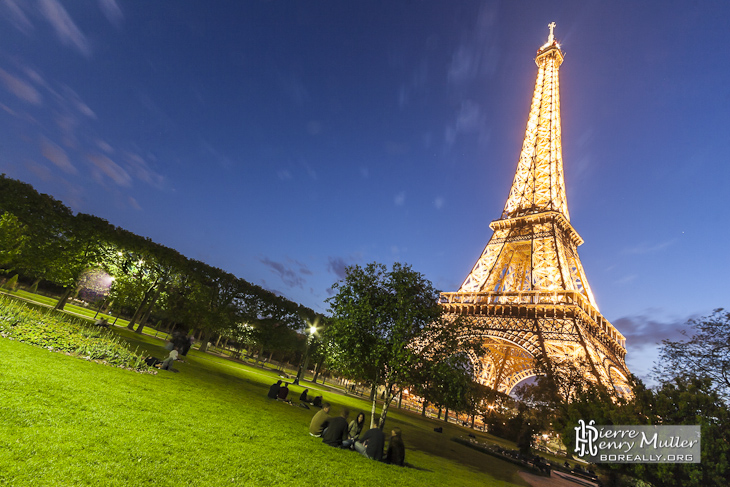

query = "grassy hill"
[{"left": 0, "top": 303, "right": 530, "bottom": 486}]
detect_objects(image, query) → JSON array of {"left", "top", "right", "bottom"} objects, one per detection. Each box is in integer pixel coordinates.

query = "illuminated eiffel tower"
[{"left": 440, "top": 23, "right": 631, "bottom": 395}]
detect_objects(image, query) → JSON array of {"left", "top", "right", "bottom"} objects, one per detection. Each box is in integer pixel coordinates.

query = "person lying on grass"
[
  {"left": 157, "top": 346, "right": 179, "bottom": 370},
  {"left": 309, "top": 402, "right": 331, "bottom": 437}
]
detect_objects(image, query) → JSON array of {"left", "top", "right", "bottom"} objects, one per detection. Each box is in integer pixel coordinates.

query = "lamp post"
[
  {"left": 93, "top": 276, "right": 115, "bottom": 319},
  {"left": 293, "top": 323, "right": 317, "bottom": 385}
]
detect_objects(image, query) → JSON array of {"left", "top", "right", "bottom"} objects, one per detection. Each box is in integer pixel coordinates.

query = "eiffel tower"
[{"left": 440, "top": 23, "right": 631, "bottom": 395}]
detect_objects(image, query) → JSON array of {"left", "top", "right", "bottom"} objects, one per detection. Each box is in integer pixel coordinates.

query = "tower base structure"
[{"left": 441, "top": 290, "right": 631, "bottom": 395}]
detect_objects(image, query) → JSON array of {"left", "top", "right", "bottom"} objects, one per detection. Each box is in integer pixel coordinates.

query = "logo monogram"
[{"left": 575, "top": 419, "right": 599, "bottom": 457}]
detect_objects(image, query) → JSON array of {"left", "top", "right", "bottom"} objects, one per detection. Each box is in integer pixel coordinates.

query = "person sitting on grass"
[
  {"left": 299, "top": 388, "right": 310, "bottom": 402},
  {"left": 309, "top": 402, "right": 331, "bottom": 437},
  {"left": 348, "top": 412, "right": 366, "bottom": 442},
  {"left": 322, "top": 408, "right": 349, "bottom": 448},
  {"left": 354, "top": 422, "right": 385, "bottom": 461},
  {"left": 385, "top": 427, "right": 405, "bottom": 466},
  {"left": 157, "top": 346, "right": 179, "bottom": 371},
  {"left": 278, "top": 382, "right": 290, "bottom": 401},
  {"left": 267, "top": 380, "right": 282, "bottom": 399}
]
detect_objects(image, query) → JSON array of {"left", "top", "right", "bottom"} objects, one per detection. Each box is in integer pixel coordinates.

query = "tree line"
[{"left": 0, "top": 174, "right": 318, "bottom": 359}]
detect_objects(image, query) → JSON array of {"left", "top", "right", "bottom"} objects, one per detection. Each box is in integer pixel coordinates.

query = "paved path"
[{"left": 519, "top": 471, "right": 599, "bottom": 487}]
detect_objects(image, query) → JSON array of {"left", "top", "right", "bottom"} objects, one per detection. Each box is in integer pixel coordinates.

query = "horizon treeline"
[{"left": 0, "top": 174, "right": 320, "bottom": 358}]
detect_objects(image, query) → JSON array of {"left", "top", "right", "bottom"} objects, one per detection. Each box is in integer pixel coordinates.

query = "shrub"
[{"left": 0, "top": 294, "right": 152, "bottom": 372}]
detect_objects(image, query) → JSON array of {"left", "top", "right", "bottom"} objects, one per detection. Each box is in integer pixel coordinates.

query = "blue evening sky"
[{"left": 1, "top": 1, "right": 728, "bottom": 381}]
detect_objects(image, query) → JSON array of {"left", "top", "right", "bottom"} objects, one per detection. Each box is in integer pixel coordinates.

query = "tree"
[
  {"left": 325, "top": 262, "right": 461, "bottom": 429},
  {"left": 411, "top": 351, "right": 475, "bottom": 421},
  {"left": 653, "top": 309, "right": 730, "bottom": 401},
  {"left": 0, "top": 213, "right": 28, "bottom": 268}
]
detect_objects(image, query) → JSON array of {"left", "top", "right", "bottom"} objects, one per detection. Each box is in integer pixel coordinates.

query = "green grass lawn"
[{"left": 0, "top": 299, "right": 532, "bottom": 486}]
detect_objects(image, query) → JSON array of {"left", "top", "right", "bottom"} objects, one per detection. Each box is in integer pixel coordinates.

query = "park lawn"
[{"left": 0, "top": 331, "right": 531, "bottom": 486}]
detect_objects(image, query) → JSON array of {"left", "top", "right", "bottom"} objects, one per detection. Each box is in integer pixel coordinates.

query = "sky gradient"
[{"left": 1, "top": 1, "right": 729, "bottom": 381}]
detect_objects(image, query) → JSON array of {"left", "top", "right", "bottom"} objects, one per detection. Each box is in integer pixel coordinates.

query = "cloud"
[
  {"left": 62, "top": 86, "right": 96, "bottom": 119},
  {"left": 277, "top": 169, "right": 293, "bottom": 180},
  {"left": 277, "top": 73, "right": 308, "bottom": 105},
  {"left": 259, "top": 257, "right": 309, "bottom": 289},
  {"left": 128, "top": 196, "right": 142, "bottom": 210},
  {"left": 614, "top": 274, "right": 638, "bottom": 285},
  {"left": 447, "top": 4, "right": 499, "bottom": 86},
  {"left": 434, "top": 196, "right": 445, "bottom": 209},
  {"left": 0, "top": 68, "right": 42, "bottom": 105},
  {"left": 2, "top": 0, "right": 33, "bottom": 34},
  {"left": 87, "top": 153, "right": 132, "bottom": 186},
  {"left": 40, "top": 136, "right": 76, "bottom": 173},
  {"left": 96, "top": 139, "right": 113, "bottom": 153},
  {"left": 39, "top": 0, "right": 91, "bottom": 56},
  {"left": 55, "top": 112, "right": 79, "bottom": 147},
  {"left": 623, "top": 239, "right": 676, "bottom": 255},
  {"left": 445, "top": 100, "right": 487, "bottom": 146},
  {"left": 394, "top": 191, "right": 406, "bottom": 206},
  {"left": 124, "top": 152, "right": 164, "bottom": 187},
  {"left": 327, "top": 256, "right": 349, "bottom": 280},
  {"left": 98, "top": 0, "right": 123, "bottom": 27},
  {"left": 613, "top": 313, "right": 694, "bottom": 349},
  {"left": 200, "top": 140, "right": 232, "bottom": 168}
]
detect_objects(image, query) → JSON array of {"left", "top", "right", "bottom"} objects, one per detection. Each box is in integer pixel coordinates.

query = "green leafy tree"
[
  {"left": 325, "top": 262, "right": 460, "bottom": 429},
  {"left": 0, "top": 213, "right": 28, "bottom": 268},
  {"left": 653, "top": 309, "right": 730, "bottom": 401}
]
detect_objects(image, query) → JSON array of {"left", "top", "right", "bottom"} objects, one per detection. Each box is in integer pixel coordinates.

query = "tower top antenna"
[{"left": 548, "top": 22, "right": 556, "bottom": 44}]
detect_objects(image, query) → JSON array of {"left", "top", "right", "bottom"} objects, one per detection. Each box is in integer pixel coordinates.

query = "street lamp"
[
  {"left": 293, "top": 323, "right": 317, "bottom": 385},
  {"left": 93, "top": 276, "right": 115, "bottom": 319}
]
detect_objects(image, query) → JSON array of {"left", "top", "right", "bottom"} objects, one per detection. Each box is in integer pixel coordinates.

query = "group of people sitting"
[
  {"left": 308, "top": 403, "right": 405, "bottom": 466},
  {"left": 267, "top": 380, "right": 323, "bottom": 407}
]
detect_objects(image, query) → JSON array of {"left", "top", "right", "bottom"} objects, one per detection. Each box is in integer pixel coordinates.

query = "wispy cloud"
[
  {"left": 0, "top": 68, "right": 42, "bottom": 105},
  {"left": 434, "top": 196, "right": 445, "bottom": 210},
  {"left": 259, "top": 257, "right": 309, "bottom": 289},
  {"left": 394, "top": 191, "right": 406, "bottom": 206},
  {"left": 124, "top": 152, "right": 165, "bottom": 187},
  {"left": 2, "top": 0, "right": 33, "bottom": 34},
  {"left": 623, "top": 239, "right": 676, "bottom": 255},
  {"left": 87, "top": 153, "right": 132, "bottom": 186},
  {"left": 128, "top": 196, "right": 142, "bottom": 210},
  {"left": 614, "top": 274, "right": 638, "bottom": 285},
  {"left": 447, "top": 4, "right": 499, "bottom": 86},
  {"left": 327, "top": 256, "right": 349, "bottom": 280},
  {"left": 98, "top": 0, "right": 123, "bottom": 27},
  {"left": 614, "top": 313, "right": 693, "bottom": 349},
  {"left": 40, "top": 136, "right": 76, "bottom": 174},
  {"left": 39, "top": 0, "right": 91, "bottom": 57},
  {"left": 62, "top": 86, "right": 96, "bottom": 119},
  {"left": 277, "top": 72, "right": 308, "bottom": 105},
  {"left": 445, "top": 99, "right": 487, "bottom": 146}
]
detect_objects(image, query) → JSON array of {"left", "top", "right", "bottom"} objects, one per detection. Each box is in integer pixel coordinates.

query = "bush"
[{"left": 0, "top": 294, "right": 152, "bottom": 372}]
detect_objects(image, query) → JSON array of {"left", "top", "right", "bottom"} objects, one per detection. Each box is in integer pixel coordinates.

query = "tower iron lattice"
[{"left": 441, "top": 23, "right": 631, "bottom": 396}]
